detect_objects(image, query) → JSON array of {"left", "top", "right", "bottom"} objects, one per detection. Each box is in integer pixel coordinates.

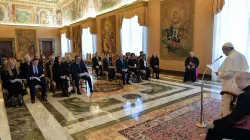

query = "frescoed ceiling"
[{"left": 0, "top": 0, "right": 139, "bottom": 26}]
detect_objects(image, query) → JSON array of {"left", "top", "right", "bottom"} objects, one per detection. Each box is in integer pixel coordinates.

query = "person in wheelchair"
[
  {"left": 52, "top": 56, "right": 70, "bottom": 97},
  {"left": 206, "top": 72, "right": 250, "bottom": 140},
  {"left": 4, "top": 58, "right": 24, "bottom": 107}
]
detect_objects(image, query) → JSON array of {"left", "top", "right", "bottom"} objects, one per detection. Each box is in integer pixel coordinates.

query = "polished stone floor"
[{"left": 0, "top": 74, "right": 222, "bottom": 140}]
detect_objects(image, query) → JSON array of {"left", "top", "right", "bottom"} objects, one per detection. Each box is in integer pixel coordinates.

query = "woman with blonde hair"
[{"left": 4, "top": 58, "right": 24, "bottom": 107}]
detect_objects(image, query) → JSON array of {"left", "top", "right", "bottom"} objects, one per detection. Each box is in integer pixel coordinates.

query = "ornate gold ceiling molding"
[{"left": 1, "top": 0, "right": 57, "bottom": 8}]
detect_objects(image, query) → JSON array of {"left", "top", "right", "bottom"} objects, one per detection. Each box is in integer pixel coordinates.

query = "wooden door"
[
  {"left": 41, "top": 41, "right": 53, "bottom": 57},
  {"left": 0, "top": 41, "right": 13, "bottom": 58}
]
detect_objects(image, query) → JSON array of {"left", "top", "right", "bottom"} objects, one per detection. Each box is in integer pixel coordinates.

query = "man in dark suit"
[
  {"left": 116, "top": 54, "right": 131, "bottom": 85},
  {"left": 45, "top": 55, "right": 55, "bottom": 79},
  {"left": 27, "top": 58, "right": 47, "bottom": 103},
  {"left": 92, "top": 52, "right": 103, "bottom": 79},
  {"left": 103, "top": 53, "right": 115, "bottom": 81},
  {"left": 71, "top": 55, "right": 93, "bottom": 94},
  {"left": 206, "top": 72, "right": 250, "bottom": 140},
  {"left": 150, "top": 53, "right": 160, "bottom": 79}
]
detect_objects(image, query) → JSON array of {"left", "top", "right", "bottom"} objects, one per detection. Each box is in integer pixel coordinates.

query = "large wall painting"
[
  {"left": 99, "top": 0, "right": 122, "bottom": 12},
  {"left": 15, "top": 29, "right": 37, "bottom": 59},
  {"left": 37, "top": 8, "right": 53, "bottom": 24},
  {"left": 160, "top": 0, "right": 194, "bottom": 60},
  {"left": 101, "top": 15, "right": 116, "bottom": 53},
  {"left": 72, "top": 25, "right": 81, "bottom": 52},
  {"left": 13, "top": 5, "right": 35, "bottom": 24}
]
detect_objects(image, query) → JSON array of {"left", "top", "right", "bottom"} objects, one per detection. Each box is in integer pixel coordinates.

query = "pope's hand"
[{"left": 207, "top": 122, "right": 214, "bottom": 129}]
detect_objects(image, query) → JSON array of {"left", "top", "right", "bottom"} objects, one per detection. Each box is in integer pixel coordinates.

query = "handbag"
[{"left": 233, "top": 114, "right": 250, "bottom": 130}]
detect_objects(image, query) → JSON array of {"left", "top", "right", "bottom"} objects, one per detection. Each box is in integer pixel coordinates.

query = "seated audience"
[
  {"left": 45, "top": 55, "right": 55, "bottom": 79},
  {"left": 92, "top": 52, "right": 103, "bottom": 79},
  {"left": 139, "top": 54, "right": 151, "bottom": 80},
  {"left": 128, "top": 53, "right": 142, "bottom": 82},
  {"left": 4, "top": 58, "right": 24, "bottom": 107},
  {"left": 1, "top": 57, "right": 8, "bottom": 83},
  {"left": 103, "top": 53, "right": 115, "bottom": 81},
  {"left": 150, "top": 53, "right": 160, "bottom": 79},
  {"left": 52, "top": 56, "right": 70, "bottom": 97},
  {"left": 183, "top": 52, "right": 199, "bottom": 83},
  {"left": 27, "top": 58, "right": 47, "bottom": 103},
  {"left": 71, "top": 55, "right": 93, "bottom": 94},
  {"left": 206, "top": 72, "right": 250, "bottom": 140},
  {"left": 116, "top": 54, "right": 131, "bottom": 85}
]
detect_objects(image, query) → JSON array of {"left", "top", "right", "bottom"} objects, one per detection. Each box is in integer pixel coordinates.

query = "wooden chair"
[{"left": 220, "top": 91, "right": 239, "bottom": 110}]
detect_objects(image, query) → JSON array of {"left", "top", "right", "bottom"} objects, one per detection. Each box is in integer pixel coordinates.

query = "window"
[
  {"left": 61, "top": 33, "right": 71, "bottom": 57},
  {"left": 212, "top": 0, "right": 250, "bottom": 80},
  {"left": 120, "top": 16, "right": 148, "bottom": 56},
  {"left": 82, "top": 27, "right": 97, "bottom": 59}
]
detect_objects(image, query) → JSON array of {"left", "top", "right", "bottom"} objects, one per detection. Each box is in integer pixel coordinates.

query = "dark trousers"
[
  {"left": 206, "top": 128, "right": 250, "bottom": 140},
  {"left": 119, "top": 71, "right": 131, "bottom": 84},
  {"left": 152, "top": 67, "right": 160, "bottom": 78},
  {"left": 29, "top": 80, "right": 47, "bottom": 99},
  {"left": 74, "top": 76, "right": 92, "bottom": 92},
  {"left": 54, "top": 78, "right": 69, "bottom": 95},
  {"left": 94, "top": 66, "right": 103, "bottom": 78},
  {"left": 129, "top": 68, "right": 141, "bottom": 81},
  {"left": 108, "top": 68, "right": 115, "bottom": 80},
  {"left": 141, "top": 67, "right": 151, "bottom": 80}
]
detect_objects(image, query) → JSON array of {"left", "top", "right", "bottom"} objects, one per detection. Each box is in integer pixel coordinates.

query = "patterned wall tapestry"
[
  {"left": 72, "top": 25, "right": 81, "bottom": 52},
  {"left": 15, "top": 29, "right": 37, "bottom": 58},
  {"left": 101, "top": 15, "right": 116, "bottom": 53},
  {"left": 160, "top": 0, "right": 194, "bottom": 60}
]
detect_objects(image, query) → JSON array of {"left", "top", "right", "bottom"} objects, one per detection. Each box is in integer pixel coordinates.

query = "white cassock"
[{"left": 218, "top": 50, "right": 249, "bottom": 117}]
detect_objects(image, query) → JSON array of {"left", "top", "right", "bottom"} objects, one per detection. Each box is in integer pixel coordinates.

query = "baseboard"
[{"left": 159, "top": 69, "right": 212, "bottom": 81}]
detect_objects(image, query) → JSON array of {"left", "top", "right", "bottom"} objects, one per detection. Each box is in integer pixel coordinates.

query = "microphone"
[
  {"left": 212, "top": 55, "right": 223, "bottom": 64},
  {"left": 196, "top": 55, "right": 223, "bottom": 128}
]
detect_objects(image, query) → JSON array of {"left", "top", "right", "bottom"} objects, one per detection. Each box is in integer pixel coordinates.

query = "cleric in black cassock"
[{"left": 183, "top": 52, "right": 199, "bottom": 82}]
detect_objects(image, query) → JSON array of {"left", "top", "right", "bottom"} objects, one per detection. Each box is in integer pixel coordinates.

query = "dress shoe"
[
  {"left": 31, "top": 99, "right": 35, "bottom": 104},
  {"left": 126, "top": 82, "right": 131, "bottom": 85},
  {"left": 77, "top": 91, "right": 82, "bottom": 95},
  {"left": 71, "top": 89, "right": 76, "bottom": 94}
]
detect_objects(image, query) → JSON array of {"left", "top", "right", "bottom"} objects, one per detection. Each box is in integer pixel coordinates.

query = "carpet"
[
  {"left": 119, "top": 98, "right": 221, "bottom": 140},
  {"left": 94, "top": 83, "right": 123, "bottom": 92}
]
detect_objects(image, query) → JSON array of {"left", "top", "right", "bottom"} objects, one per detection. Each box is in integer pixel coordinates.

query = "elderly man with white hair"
[
  {"left": 217, "top": 42, "right": 249, "bottom": 117},
  {"left": 206, "top": 72, "right": 250, "bottom": 140},
  {"left": 183, "top": 51, "right": 199, "bottom": 83}
]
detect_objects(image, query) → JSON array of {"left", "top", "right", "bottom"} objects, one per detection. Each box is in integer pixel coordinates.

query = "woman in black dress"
[
  {"left": 150, "top": 53, "right": 160, "bottom": 79},
  {"left": 5, "top": 58, "right": 24, "bottom": 107},
  {"left": 52, "top": 56, "right": 70, "bottom": 97}
]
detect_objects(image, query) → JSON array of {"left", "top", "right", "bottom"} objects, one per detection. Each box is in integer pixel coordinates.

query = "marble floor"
[{"left": 0, "top": 74, "right": 222, "bottom": 140}]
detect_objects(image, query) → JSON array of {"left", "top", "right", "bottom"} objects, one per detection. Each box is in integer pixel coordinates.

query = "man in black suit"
[
  {"left": 206, "top": 72, "right": 250, "bottom": 140},
  {"left": 116, "top": 54, "right": 131, "bottom": 85},
  {"left": 27, "top": 58, "right": 47, "bottom": 103},
  {"left": 45, "top": 55, "right": 55, "bottom": 79},
  {"left": 103, "top": 53, "right": 115, "bottom": 81},
  {"left": 71, "top": 55, "right": 93, "bottom": 94},
  {"left": 92, "top": 52, "right": 102, "bottom": 79},
  {"left": 150, "top": 53, "right": 160, "bottom": 79}
]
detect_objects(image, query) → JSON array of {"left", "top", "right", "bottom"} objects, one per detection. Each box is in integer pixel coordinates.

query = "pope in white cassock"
[{"left": 217, "top": 42, "right": 249, "bottom": 117}]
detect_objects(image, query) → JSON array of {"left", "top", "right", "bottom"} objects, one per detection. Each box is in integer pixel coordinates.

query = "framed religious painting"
[
  {"left": 13, "top": 5, "right": 35, "bottom": 24},
  {"left": 160, "top": 0, "right": 194, "bottom": 60},
  {"left": 101, "top": 15, "right": 116, "bottom": 53}
]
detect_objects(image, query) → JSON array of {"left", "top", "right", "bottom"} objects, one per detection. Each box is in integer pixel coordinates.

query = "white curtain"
[
  {"left": 82, "top": 27, "right": 97, "bottom": 59},
  {"left": 61, "top": 33, "right": 72, "bottom": 57},
  {"left": 212, "top": 0, "right": 250, "bottom": 81},
  {"left": 121, "top": 16, "right": 148, "bottom": 56}
]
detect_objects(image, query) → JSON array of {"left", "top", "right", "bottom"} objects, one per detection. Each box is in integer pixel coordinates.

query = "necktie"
[{"left": 36, "top": 66, "right": 38, "bottom": 74}]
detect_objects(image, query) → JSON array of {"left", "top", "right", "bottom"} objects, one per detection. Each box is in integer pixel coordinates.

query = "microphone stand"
[{"left": 196, "top": 56, "right": 222, "bottom": 128}]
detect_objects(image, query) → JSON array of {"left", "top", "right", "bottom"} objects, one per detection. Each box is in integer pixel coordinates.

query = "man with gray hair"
[
  {"left": 217, "top": 42, "right": 249, "bottom": 117},
  {"left": 206, "top": 72, "right": 250, "bottom": 140}
]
